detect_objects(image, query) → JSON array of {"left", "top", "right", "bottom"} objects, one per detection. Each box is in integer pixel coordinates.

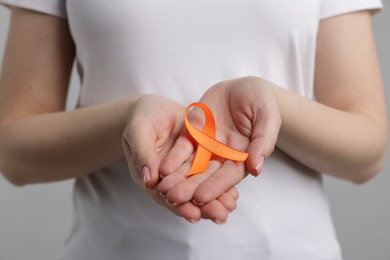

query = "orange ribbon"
[{"left": 184, "top": 102, "right": 249, "bottom": 176}]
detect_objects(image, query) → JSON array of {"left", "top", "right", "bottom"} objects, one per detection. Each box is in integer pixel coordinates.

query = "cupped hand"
[
  {"left": 158, "top": 76, "right": 282, "bottom": 212},
  {"left": 122, "top": 94, "right": 239, "bottom": 223}
]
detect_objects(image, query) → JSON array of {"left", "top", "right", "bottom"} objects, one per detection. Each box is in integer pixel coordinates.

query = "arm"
[
  {"left": 0, "top": 8, "right": 237, "bottom": 223},
  {"left": 0, "top": 7, "right": 137, "bottom": 185},
  {"left": 275, "top": 10, "right": 388, "bottom": 184},
  {"left": 157, "top": 11, "right": 388, "bottom": 208}
]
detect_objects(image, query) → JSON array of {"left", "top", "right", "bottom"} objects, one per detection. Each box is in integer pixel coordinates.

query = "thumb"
[
  {"left": 246, "top": 105, "right": 281, "bottom": 177},
  {"left": 123, "top": 124, "right": 161, "bottom": 188}
]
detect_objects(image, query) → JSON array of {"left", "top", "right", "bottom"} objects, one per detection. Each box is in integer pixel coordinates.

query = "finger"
[
  {"left": 157, "top": 156, "right": 193, "bottom": 196},
  {"left": 226, "top": 186, "right": 240, "bottom": 200},
  {"left": 159, "top": 130, "right": 195, "bottom": 176},
  {"left": 200, "top": 200, "right": 229, "bottom": 224},
  {"left": 193, "top": 160, "right": 246, "bottom": 205},
  {"left": 123, "top": 121, "right": 160, "bottom": 188},
  {"left": 148, "top": 189, "right": 202, "bottom": 222},
  {"left": 246, "top": 103, "right": 281, "bottom": 176},
  {"left": 217, "top": 190, "right": 237, "bottom": 212},
  {"left": 160, "top": 168, "right": 240, "bottom": 213},
  {"left": 160, "top": 106, "right": 208, "bottom": 176},
  {"left": 164, "top": 159, "right": 222, "bottom": 206},
  {"left": 175, "top": 202, "right": 202, "bottom": 223}
]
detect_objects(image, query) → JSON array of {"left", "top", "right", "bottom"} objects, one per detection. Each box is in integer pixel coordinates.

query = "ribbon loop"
[{"left": 185, "top": 102, "right": 249, "bottom": 176}]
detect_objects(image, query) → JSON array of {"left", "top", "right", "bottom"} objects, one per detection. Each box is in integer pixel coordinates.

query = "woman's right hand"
[{"left": 122, "top": 94, "right": 238, "bottom": 223}]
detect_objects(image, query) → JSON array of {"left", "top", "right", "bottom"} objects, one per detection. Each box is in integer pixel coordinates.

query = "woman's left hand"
[{"left": 158, "top": 76, "right": 282, "bottom": 214}]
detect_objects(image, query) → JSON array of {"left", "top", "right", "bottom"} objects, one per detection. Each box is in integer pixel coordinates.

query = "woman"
[{"left": 0, "top": 0, "right": 387, "bottom": 259}]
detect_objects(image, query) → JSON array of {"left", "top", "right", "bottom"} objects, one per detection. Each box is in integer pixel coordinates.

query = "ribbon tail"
[{"left": 186, "top": 145, "right": 212, "bottom": 176}]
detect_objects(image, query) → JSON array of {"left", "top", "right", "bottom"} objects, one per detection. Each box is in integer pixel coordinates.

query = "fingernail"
[
  {"left": 165, "top": 198, "right": 177, "bottom": 207},
  {"left": 141, "top": 165, "right": 151, "bottom": 185},
  {"left": 193, "top": 199, "right": 204, "bottom": 206},
  {"left": 187, "top": 218, "right": 199, "bottom": 224},
  {"left": 228, "top": 205, "right": 236, "bottom": 212},
  {"left": 213, "top": 219, "right": 226, "bottom": 225},
  {"left": 254, "top": 156, "right": 265, "bottom": 176},
  {"left": 159, "top": 191, "right": 166, "bottom": 198}
]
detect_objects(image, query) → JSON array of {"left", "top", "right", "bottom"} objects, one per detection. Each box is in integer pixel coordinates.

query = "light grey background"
[{"left": 0, "top": 3, "right": 389, "bottom": 260}]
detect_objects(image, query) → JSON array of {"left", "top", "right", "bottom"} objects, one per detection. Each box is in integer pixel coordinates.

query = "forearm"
[
  {"left": 0, "top": 97, "right": 138, "bottom": 185},
  {"left": 274, "top": 86, "right": 387, "bottom": 183}
]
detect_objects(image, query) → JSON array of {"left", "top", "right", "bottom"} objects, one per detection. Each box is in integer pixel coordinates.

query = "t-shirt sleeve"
[
  {"left": 320, "top": 0, "right": 383, "bottom": 20},
  {"left": 0, "top": 0, "right": 66, "bottom": 19}
]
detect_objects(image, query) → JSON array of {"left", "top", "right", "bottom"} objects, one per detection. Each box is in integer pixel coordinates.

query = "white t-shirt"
[{"left": 1, "top": 1, "right": 383, "bottom": 259}]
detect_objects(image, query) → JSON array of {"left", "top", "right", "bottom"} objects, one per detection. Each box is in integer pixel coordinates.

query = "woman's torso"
[{"left": 63, "top": 1, "right": 341, "bottom": 259}]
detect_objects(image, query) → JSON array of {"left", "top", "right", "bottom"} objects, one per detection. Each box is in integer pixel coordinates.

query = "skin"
[
  {"left": 0, "top": 7, "right": 235, "bottom": 223},
  {"left": 157, "top": 78, "right": 280, "bottom": 207},
  {"left": 122, "top": 94, "right": 239, "bottom": 222},
  {"left": 135, "top": 12, "right": 388, "bottom": 210},
  {"left": 0, "top": 8, "right": 387, "bottom": 224}
]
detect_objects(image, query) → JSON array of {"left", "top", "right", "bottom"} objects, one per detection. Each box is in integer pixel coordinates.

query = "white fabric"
[
  {"left": 0, "top": 0, "right": 383, "bottom": 259},
  {"left": 1, "top": 0, "right": 66, "bottom": 18},
  {"left": 320, "top": 0, "right": 383, "bottom": 19}
]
